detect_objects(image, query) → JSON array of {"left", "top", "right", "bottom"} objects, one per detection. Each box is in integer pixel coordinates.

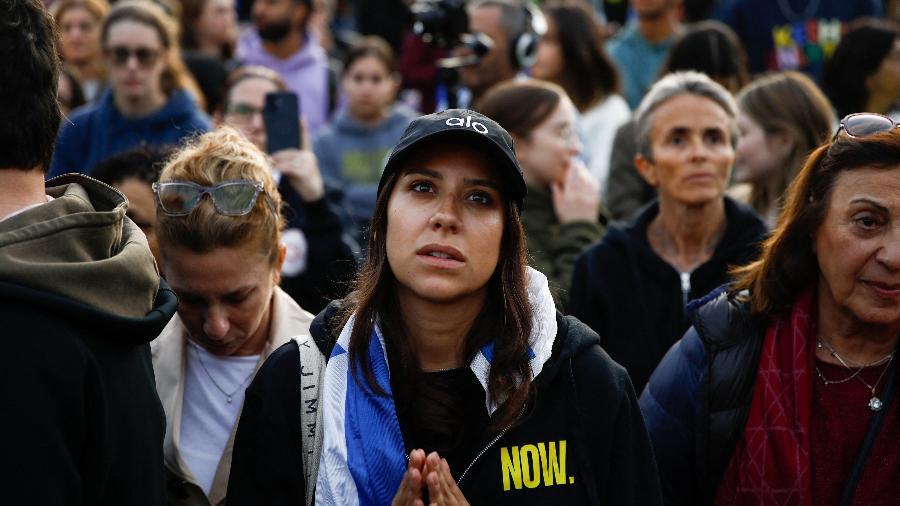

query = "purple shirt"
[{"left": 236, "top": 29, "right": 330, "bottom": 133}]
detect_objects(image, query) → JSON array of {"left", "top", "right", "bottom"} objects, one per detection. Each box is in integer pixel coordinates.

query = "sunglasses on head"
[
  {"left": 105, "top": 46, "right": 160, "bottom": 67},
  {"left": 152, "top": 180, "right": 276, "bottom": 217},
  {"left": 835, "top": 113, "right": 900, "bottom": 140}
]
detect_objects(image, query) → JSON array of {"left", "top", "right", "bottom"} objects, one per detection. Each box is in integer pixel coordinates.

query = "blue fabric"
[
  {"left": 638, "top": 326, "right": 707, "bottom": 503},
  {"left": 479, "top": 342, "right": 536, "bottom": 363},
  {"left": 344, "top": 331, "right": 406, "bottom": 506},
  {"left": 49, "top": 89, "right": 211, "bottom": 178},
  {"left": 605, "top": 23, "right": 678, "bottom": 109},
  {"left": 331, "top": 342, "right": 346, "bottom": 359}
]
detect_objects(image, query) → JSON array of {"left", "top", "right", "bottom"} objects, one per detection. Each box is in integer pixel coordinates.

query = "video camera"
[{"left": 410, "top": 0, "right": 469, "bottom": 49}]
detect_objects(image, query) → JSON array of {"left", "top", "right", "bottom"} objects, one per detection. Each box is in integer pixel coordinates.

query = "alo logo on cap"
[{"left": 445, "top": 115, "right": 490, "bottom": 135}]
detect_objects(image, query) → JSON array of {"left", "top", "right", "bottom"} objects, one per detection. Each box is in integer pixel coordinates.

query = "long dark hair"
[
  {"left": 662, "top": 20, "right": 750, "bottom": 94},
  {"left": 542, "top": 0, "right": 619, "bottom": 112},
  {"left": 731, "top": 128, "right": 900, "bottom": 316},
  {"left": 822, "top": 18, "right": 898, "bottom": 118},
  {"left": 340, "top": 143, "right": 534, "bottom": 430}
]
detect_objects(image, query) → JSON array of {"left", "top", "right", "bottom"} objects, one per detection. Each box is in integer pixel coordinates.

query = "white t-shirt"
[
  {"left": 179, "top": 341, "right": 260, "bottom": 496},
  {"left": 580, "top": 94, "right": 631, "bottom": 194}
]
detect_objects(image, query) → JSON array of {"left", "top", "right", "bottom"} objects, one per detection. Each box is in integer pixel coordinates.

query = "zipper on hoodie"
[
  {"left": 456, "top": 405, "right": 527, "bottom": 486},
  {"left": 680, "top": 271, "right": 692, "bottom": 309}
]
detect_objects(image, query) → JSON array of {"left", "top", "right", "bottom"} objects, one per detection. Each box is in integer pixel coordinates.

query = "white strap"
[{"left": 293, "top": 335, "right": 325, "bottom": 506}]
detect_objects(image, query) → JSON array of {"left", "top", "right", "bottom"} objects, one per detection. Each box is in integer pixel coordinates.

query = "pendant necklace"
[
  {"left": 816, "top": 337, "right": 896, "bottom": 412},
  {"left": 194, "top": 345, "right": 256, "bottom": 404}
]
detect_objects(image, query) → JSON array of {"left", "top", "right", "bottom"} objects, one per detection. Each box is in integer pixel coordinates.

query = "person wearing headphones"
[{"left": 457, "top": 0, "right": 543, "bottom": 107}]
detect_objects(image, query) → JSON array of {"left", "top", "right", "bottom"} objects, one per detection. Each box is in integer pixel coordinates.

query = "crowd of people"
[{"left": 2, "top": 0, "right": 900, "bottom": 505}]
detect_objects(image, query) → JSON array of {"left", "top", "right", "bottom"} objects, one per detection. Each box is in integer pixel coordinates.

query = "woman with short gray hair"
[{"left": 569, "top": 71, "right": 768, "bottom": 392}]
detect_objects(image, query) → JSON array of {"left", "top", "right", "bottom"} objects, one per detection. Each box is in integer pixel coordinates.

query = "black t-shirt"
[{"left": 392, "top": 367, "right": 491, "bottom": 478}]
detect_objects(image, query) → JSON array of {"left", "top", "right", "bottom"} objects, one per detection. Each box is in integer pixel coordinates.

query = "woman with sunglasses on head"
[
  {"left": 640, "top": 113, "right": 900, "bottom": 505},
  {"left": 226, "top": 110, "right": 662, "bottom": 505},
  {"left": 49, "top": 0, "right": 210, "bottom": 178},
  {"left": 150, "top": 127, "right": 322, "bottom": 506}
]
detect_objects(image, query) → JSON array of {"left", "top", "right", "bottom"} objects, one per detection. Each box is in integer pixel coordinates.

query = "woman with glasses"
[
  {"left": 150, "top": 127, "right": 322, "bottom": 506},
  {"left": 529, "top": 1, "right": 629, "bottom": 195},
  {"left": 476, "top": 80, "right": 605, "bottom": 311},
  {"left": 49, "top": 0, "right": 210, "bottom": 177},
  {"left": 640, "top": 113, "right": 900, "bottom": 505},
  {"left": 226, "top": 109, "right": 663, "bottom": 505},
  {"left": 569, "top": 72, "right": 768, "bottom": 394},
  {"left": 217, "top": 65, "right": 358, "bottom": 314}
]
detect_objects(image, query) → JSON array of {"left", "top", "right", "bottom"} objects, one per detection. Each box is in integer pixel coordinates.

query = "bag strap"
[
  {"left": 838, "top": 359, "right": 897, "bottom": 506},
  {"left": 293, "top": 335, "right": 326, "bottom": 506}
]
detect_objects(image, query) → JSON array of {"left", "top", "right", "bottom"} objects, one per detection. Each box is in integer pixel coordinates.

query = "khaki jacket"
[{"left": 151, "top": 286, "right": 314, "bottom": 505}]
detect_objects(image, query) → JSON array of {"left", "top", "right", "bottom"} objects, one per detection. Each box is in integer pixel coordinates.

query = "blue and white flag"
[{"left": 315, "top": 267, "right": 557, "bottom": 505}]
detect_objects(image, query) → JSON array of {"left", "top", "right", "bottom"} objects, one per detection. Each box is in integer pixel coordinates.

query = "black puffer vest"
[{"left": 689, "top": 289, "right": 768, "bottom": 503}]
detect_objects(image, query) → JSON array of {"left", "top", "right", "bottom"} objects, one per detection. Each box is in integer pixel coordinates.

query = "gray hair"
[
  {"left": 634, "top": 71, "right": 738, "bottom": 161},
  {"left": 471, "top": 0, "right": 529, "bottom": 51}
]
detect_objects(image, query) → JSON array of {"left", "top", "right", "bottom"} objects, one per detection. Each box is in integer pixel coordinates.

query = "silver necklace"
[
  {"left": 816, "top": 337, "right": 896, "bottom": 411},
  {"left": 193, "top": 345, "right": 256, "bottom": 404}
]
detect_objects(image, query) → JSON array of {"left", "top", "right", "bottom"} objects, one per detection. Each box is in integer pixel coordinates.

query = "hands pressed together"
[{"left": 391, "top": 449, "right": 470, "bottom": 506}]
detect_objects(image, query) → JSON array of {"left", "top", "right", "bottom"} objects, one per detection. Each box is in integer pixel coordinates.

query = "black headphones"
[{"left": 509, "top": 2, "right": 546, "bottom": 69}]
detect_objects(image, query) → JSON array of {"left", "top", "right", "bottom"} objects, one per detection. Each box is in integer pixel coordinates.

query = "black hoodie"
[
  {"left": 0, "top": 175, "right": 178, "bottom": 505},
  {"left": 569, "top": 196, "right": 768, "bottom": 392},
  {"left": 228, "top": 303, "right": 663, "bottom": 505}
]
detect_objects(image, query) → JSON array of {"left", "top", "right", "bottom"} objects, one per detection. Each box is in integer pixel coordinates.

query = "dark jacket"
[
  {"left": 568, "top": 197, "right": 767, "bottom": 392},
  {"left": 49, "top": 89, "right": 211, "bottom": 177},
  {"left": 604, "top": 119, "right": 656, "bottom": 222},
  {"left": 521, "top": 183, "right": 605, "bottom": 311},
  {"left": 0, "top": 175, "right": 178, "bottom": 505},
  {"left": 277, "top": 178, "right": 358, "bottom": 314},
  {"left": 228, "top": 303, "right": 663, "bottom": 505},
  {"left": 638, "top": 289, "right": 766, "bottom": 505}
]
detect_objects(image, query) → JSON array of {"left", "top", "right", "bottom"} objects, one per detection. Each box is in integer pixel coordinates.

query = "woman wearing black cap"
[{"left": 226, "top": 110, "right": 662, "bottom": 506}]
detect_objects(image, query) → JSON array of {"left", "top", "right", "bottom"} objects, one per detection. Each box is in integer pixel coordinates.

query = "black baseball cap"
[{"left": 378, "top": 109, "right": 527, "bottom": 211}]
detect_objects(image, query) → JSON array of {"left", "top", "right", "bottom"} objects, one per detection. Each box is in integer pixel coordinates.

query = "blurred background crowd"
[{"left": 31, "top": 0, "right": 900, "bottom": 503}]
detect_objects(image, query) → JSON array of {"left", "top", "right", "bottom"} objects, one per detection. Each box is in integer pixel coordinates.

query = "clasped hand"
[{"left": 391, "top": 449, "right": 470, "bottom": 506}]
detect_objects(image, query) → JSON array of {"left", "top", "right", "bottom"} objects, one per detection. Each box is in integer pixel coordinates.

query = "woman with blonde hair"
[
  {"left": 732, "top": 71, "right": 835, "bottom": 225},
  {"left": 53, "top": 0, "right": 109, "bottom": 102},
  {"left": 151, "top": 127, "right": 323, "bottom": 506},
  {"left": 50, "top": 0, "right": 210, "bottom": 177}
]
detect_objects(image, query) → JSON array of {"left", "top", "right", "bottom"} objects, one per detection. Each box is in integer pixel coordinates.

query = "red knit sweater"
[{"left": 811, "top": 360, "right": 900, "bottom": 506}]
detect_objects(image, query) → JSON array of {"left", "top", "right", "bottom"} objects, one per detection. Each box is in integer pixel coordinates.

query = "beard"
[{"left": 256, "top": 18, "right": 292, "bottom": 43}]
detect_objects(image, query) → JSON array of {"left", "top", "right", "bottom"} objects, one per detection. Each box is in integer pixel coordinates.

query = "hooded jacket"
[
  {"left": 227, "top": 269, "right": 662, "bottom": 505},
  {"left": 569, "top": 196, "right": 767, "bottom": 392},
  {"left": 0, "top": 174, "right": 178, "bottom": 505},
  {"left": 521, "top": 183, "right": 605, "bottom": 311},
  {"left": 312, "top": 104, "right": 419, "bottom": 232},
  {"left": 49, "top": 89, "right": 211, "bottom": 177}
]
